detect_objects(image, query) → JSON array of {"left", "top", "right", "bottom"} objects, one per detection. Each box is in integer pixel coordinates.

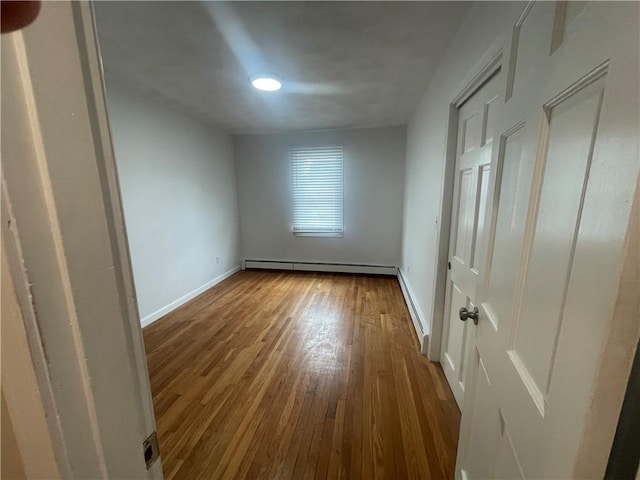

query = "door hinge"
[{"left": 143, "top": 431, "right": 160, "bottom": 470}]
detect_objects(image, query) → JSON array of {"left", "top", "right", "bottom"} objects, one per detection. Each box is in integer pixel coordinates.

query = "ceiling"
[{"left": 94, "top": 1, "right": 472, "bottom": 134}]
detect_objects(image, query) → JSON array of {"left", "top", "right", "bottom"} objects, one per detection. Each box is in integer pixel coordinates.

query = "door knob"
[{"left": 459, "top": 306, "right": 479, "bottom": 325}]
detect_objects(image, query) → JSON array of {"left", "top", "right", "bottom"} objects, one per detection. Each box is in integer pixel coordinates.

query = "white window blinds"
[{"left": 291, "top": 145, "right": 344, "bottom": 234}]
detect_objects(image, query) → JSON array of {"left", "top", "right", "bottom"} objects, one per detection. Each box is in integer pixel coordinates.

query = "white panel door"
[
  {"left": 456, "top": 2, "right": 639, "bottom": 479},
  {"left": 442, "top": 72, "right": 501, "bottom": 407}
]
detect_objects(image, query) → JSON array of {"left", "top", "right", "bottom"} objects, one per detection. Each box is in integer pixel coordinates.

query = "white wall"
[
  {"left": 234, "top": 127, "right": 406, "bottom": 267},
  {"left": 106, "top": 84, "right": 241, "bottom": 325},
  {"left": 400, "top": 2, "right": 524, "bottom": 336}
]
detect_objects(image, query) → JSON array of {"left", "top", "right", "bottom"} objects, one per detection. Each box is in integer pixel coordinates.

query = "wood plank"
[{"left": 143, "top": 270, "right": 460, "bottom": 479}]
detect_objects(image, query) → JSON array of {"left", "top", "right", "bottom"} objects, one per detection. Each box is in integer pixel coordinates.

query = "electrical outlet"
[{"left": 216, "top": 256, "right": 220, "bottom": 264}]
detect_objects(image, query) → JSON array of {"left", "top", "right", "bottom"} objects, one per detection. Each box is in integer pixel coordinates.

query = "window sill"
[{"left": 293, "top": 232, "right": 344, "bottom": 238}]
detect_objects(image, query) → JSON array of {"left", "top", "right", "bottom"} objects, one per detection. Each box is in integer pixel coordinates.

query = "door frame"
[
  {"left": 428, "top": 40, "right": 505, "bottom": 361},
  {"left": 1, "top": 2, "right": 160, "bottom": 477},
  {"left": 75, "top": 0, "right": 158, "bottom": 436},
  {"left": 2, "top": 189, "right": 63, "bottom": 479}
]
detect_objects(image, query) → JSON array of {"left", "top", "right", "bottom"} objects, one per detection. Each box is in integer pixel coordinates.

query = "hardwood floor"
[{"left": 143, "top": 270, "right": 461, "bottom": 479}]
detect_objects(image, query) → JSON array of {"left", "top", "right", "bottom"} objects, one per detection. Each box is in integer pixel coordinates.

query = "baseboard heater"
[
  {"left": 244, "top": 260, "right": 397, "bottom": 276},
  {"left": 397, "top": 268, "right": 429, "bottom": 355}
]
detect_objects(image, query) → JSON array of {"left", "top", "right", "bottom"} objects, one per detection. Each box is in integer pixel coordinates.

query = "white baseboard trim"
[
  {"left": 397, "top": 268, "right": 429, "bottom": 355},
  {"left": 244, "top": 260, "right": 397, "bottom": 276},
  {"left": 140, "top": 265, "right": 241, "bottom": 328}
]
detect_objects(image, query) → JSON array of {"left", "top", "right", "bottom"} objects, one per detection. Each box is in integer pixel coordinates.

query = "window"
[{"left": 291, "top": 145, "right": 344, "bottom": 236}]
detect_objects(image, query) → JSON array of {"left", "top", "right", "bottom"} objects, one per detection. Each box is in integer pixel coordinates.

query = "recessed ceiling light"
[{"left": 250, "top": 74, "right": 282, "bottom": 92}]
